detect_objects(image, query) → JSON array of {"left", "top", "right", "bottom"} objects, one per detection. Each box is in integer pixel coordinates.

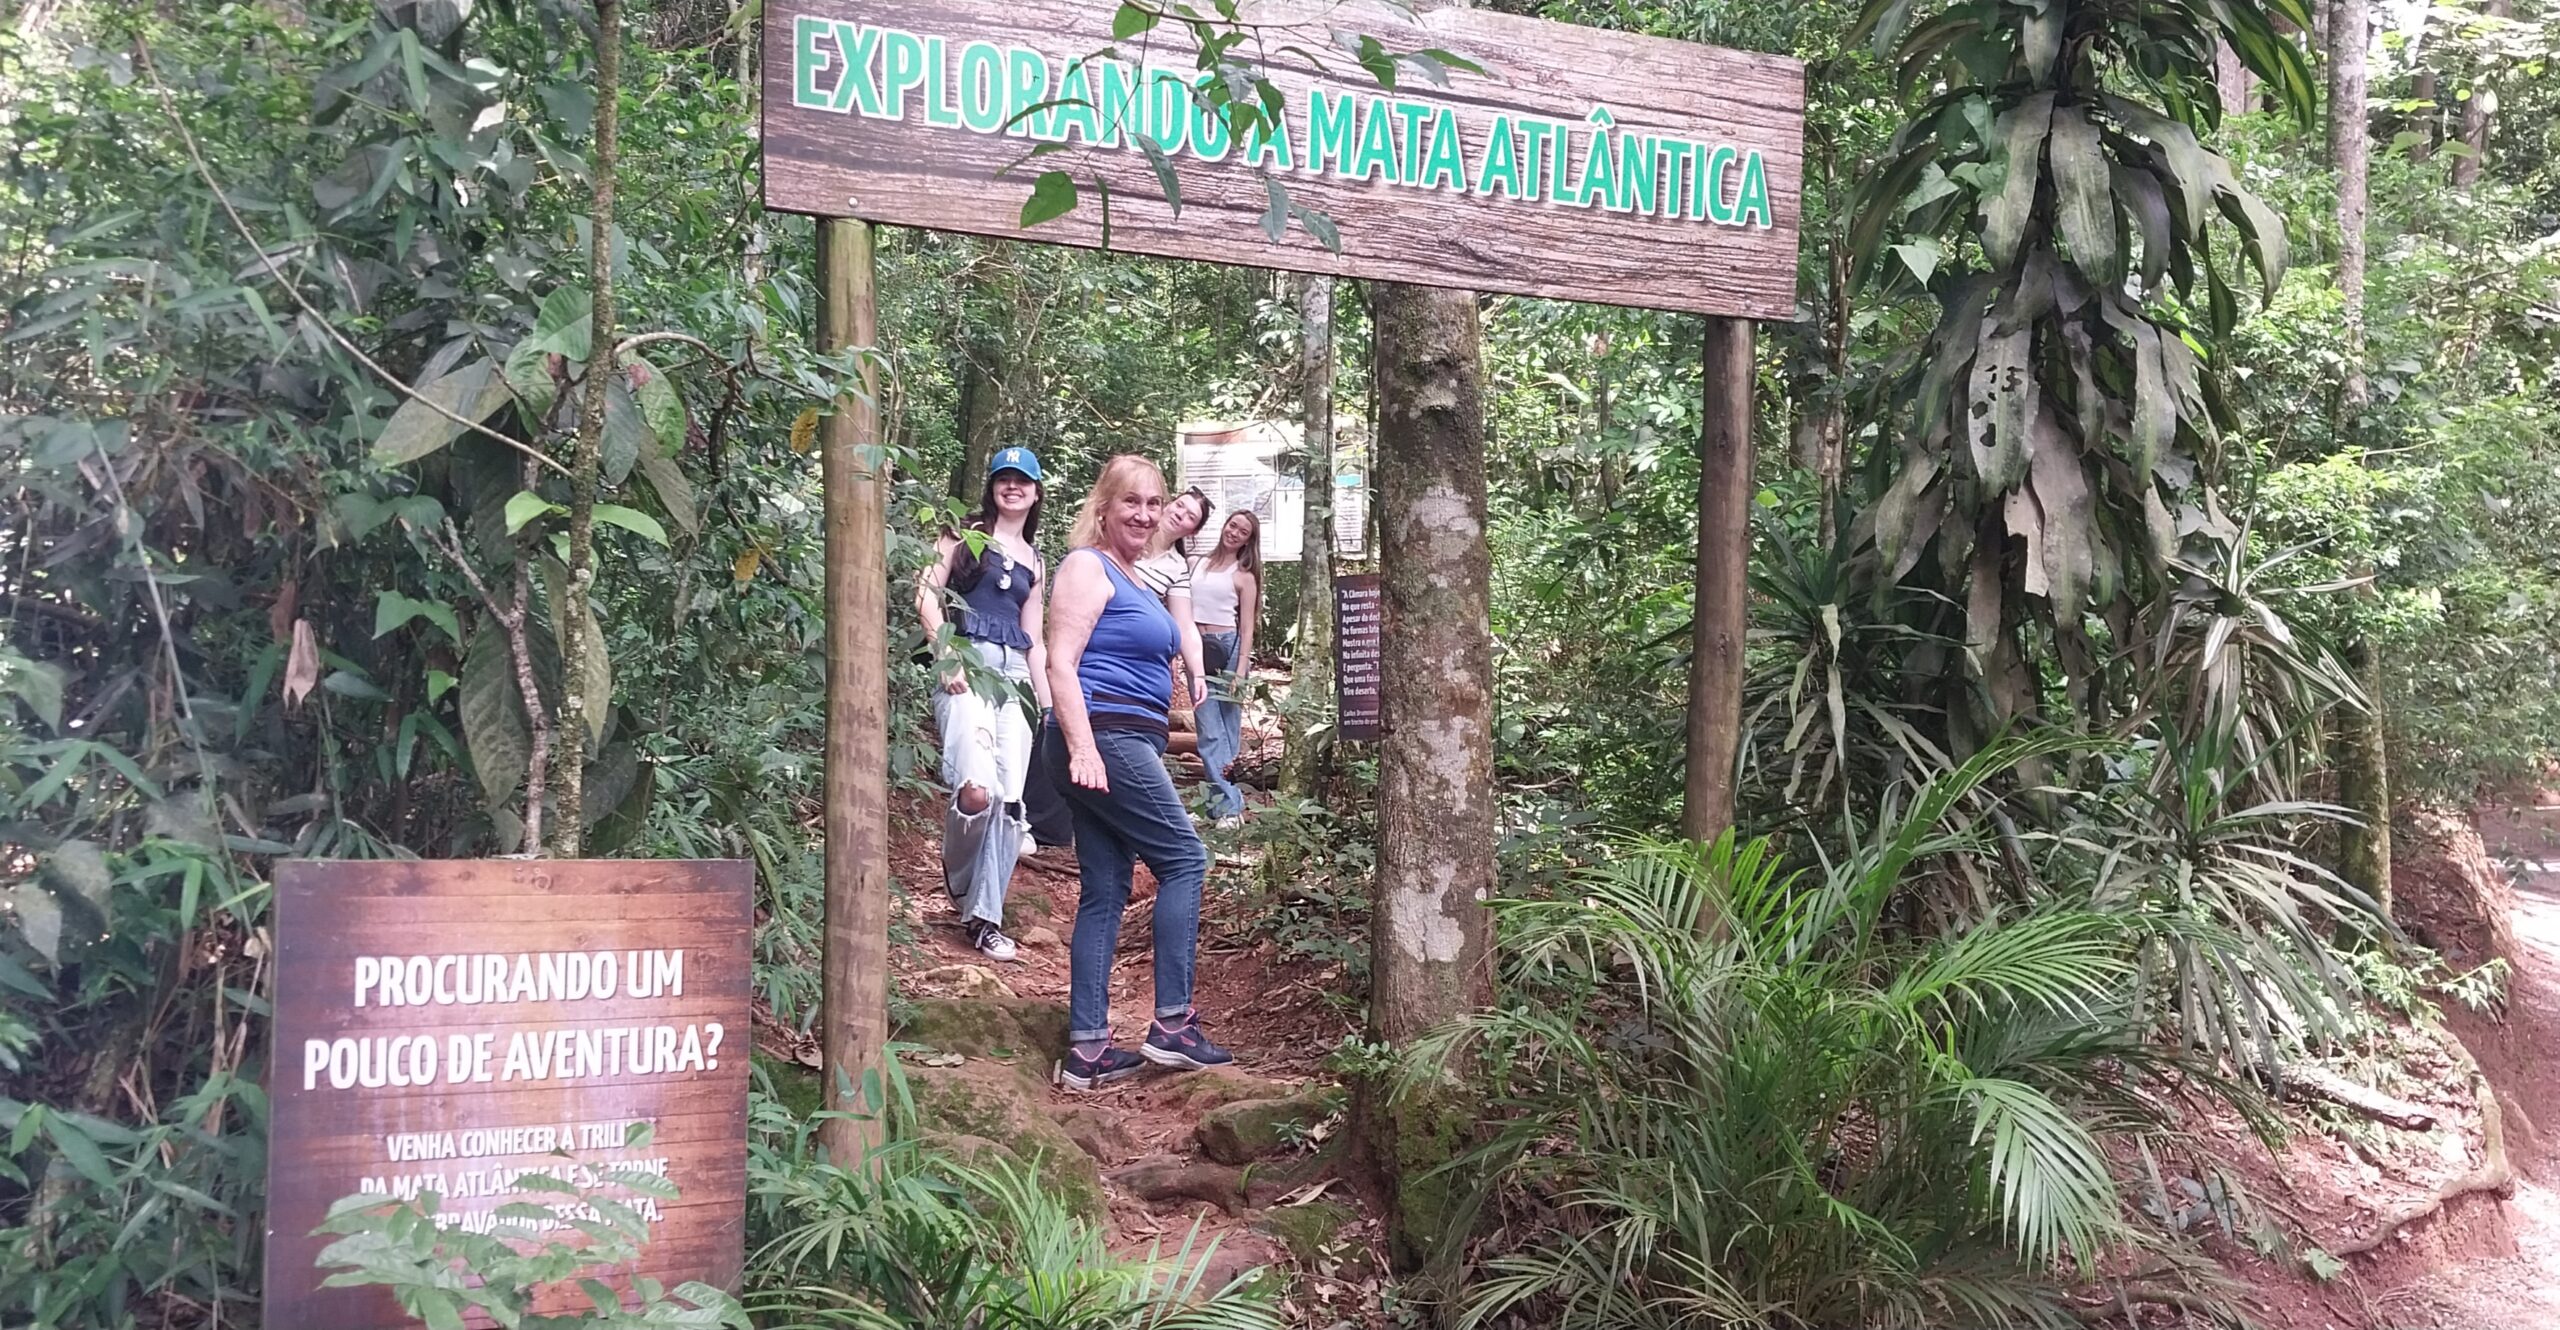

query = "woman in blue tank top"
[
  {"left": 916, "top": 448, "right": 1051, "bottom": 962},
  {"left": 1044, "top": 455, "right": 1235, "bottom": 1090}
]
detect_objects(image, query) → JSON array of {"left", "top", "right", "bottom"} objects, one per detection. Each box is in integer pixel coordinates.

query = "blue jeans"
[
  {"left": 1197, "top": 630, "right": 1246, "bottom": 818},
  {"left": 1045, "top": 725, "right": 1206, "bottom": 1043}
]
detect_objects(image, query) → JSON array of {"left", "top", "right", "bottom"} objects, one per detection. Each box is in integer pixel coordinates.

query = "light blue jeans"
[
  {"left": 1197, "top": 630, "right": 1246, "bottom": 818},
  {"left": 931, "top": 641, "right": 1031, "bottom": 928}
]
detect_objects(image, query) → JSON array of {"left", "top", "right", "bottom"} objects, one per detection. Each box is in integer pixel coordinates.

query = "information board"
[
  {"left": 1335, "top": 572, "right": 1382, "bottom": 741},
  {"left": 1176, "top": 420, "right": 1366, "bottom": 563},
  {"left": 263, "top": 859, "right": 753, "bottom": 1327},
  {"left": 762, "top": 0, "right": 1804, "bottom": 318}
]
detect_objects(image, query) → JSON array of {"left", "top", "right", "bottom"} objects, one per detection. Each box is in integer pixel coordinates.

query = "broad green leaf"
[
  {"left": 629, "top": 353, "right": 685, "bottom": 456},
  {"left": 373, "top": 360, "right": 508, "bottom": 467},
  {"left": 1966, "top": 327, "right": 2034, "bottom": 492},
  {"left": 593, "top": 503, "right": 668, "bottom": 546},
  {"left": 4, "top": 882, "right": 61, "bottom": 965},
  {"left": 2027, "top": 407, "right": 2095, "bottom": 622},
  {"left": 502, "top": 336, "right": 559, "bottom": 422},
  {"left": 41, "top": 841, "right": 110, "bottom": 921},
  {"left": 636, "top": 449, "right": 700, "bottom": 537},
  {"left": 2110, "top": 162, "right": 2172, "bottom": 292},
  {"left": 2106, "top": 97, "right": 2209, "bottom": 237},
  {"left": 1111, "top": 2, "right": 1157, "bottom": 39},
  {"left": 373, "top": 591, "right": 462, "bottom": 645},
  {"left": 582, "top": 742, "right": 639, "bottom": 829},
  {"left": 460, "top": 629, "right": 530, "bottom": 805},
  {"left": 2210, "top": 165, "right": 2289, "bottom": 300},
  {"left": 503, "top": 490, "right": 558, "bottom": 535},
  {"left": 2022, "top": 2, "right": 2062, "bottom": 81},
  {"left": 2047, "top": 106, "right": 2118, "bottom": 284},
  {"left": 1020, "top": 171, "right": 1078, "bottom": 228},
  {"left": 1891, "top": 238, "right": 1943, "bottom": 285},
  {"left": 45, "top": 1113, "right": 116, "bottom": 1188},
  {"left": 602, "top": 377, "right": 646, "bottom": 487},
  {"left": 1983, "top": 93, "right": 2054, "bottom": 268},
  {"left": 321, "top": 670, "right": 390, "bottom": 702},
  {"left": 1137, "top": 138, "right": 1183, "bottom": 216},
  {"left": 1, "top": 652, "right": 65, "bottom": 730},
  {"left": 528, "top": 285, "right": 593, "bottom": 361}
]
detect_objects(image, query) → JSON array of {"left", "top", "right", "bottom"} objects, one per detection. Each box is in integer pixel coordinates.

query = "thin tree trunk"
[
  {"left": 1356, "top": 280, "right": 1495, "bottom": 1276},
  {"left": 2453, "top": 0, "right": 2510, "bottom": 190},
  {"left": 1280, "top": 274, "right": 1336, "bottom": 798},
  {"left": 817, "top": 219, "right": 892, "bottom": 1168},
  {"left": 1683, "top": 319, "right": 1754, "bottom": 846},
  {"left": 2217, "top": 41, "right": 2258, "bottom": 118},
  {"left": 2330, "top": 0, "right": 2392, "bottom": 915},
  {"left": 2411, "top": 70, "right": 2437, "bottom": 161},
  {"left": 551, "top": 0, "right": 621, "bottom": 856},
  {"left": 2330, "top": 0, "right": 2368, "bottom": 419},
  {"left": 953, "top": 331, "right": 1003, "bottom": 495}
]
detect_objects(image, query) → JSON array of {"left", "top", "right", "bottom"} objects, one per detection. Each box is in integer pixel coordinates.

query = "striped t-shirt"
[{"left": 1134, "top": 549, "right": 1190, "bottom": 604}]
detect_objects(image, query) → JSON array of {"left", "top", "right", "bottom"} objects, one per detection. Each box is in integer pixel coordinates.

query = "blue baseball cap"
[{"left": 989, "top": 446, "right": 1044, "bottom": 482}]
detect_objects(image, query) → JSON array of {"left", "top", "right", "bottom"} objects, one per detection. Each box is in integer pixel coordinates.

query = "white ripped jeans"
[{"left": 932, "top": 639, "right": 1033, "bottom": 927}]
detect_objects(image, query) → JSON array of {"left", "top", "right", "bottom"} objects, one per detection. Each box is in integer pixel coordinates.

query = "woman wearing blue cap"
[{"left": 915, "top": 445, "right": 1052, "bottom": 961}]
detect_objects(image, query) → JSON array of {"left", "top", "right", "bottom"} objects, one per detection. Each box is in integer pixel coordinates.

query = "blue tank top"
[
  {"left": 1071, "top": 549, "right": 1178, "bottom": 731},
  {"left": 954, "top": 543, "right": 1034, "bottom": 651}
]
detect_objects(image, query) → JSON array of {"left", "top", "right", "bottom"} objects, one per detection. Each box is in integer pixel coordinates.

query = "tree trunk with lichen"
[
  {"left": 550, "top": 0, "right": 620, "bottom": 856},
  {"left": 1353, "top": 280, "right": 1495, "bottom": 1280},
  {"left": 1280, "top": 273, "right": 1336, "bottom": 798},
  {"left": 2453, "top": 0, "right": 2509, "bottom": 190},
  {"left": 2330, "top": 0, "right": 2392, "bottom": 917}
]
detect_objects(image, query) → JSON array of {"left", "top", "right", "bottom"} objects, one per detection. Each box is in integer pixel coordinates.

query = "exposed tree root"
[
  {"left": 2334, "top": 1073, "right": 2512, "bottom": 1258},
  {"left": 2279, "top": 1062, "right": 2438, "bottom": 1131}
]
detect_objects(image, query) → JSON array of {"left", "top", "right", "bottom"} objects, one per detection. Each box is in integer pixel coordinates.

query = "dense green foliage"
[{"left": 3, "top": 0, "right": 2557, "bottom": 1325}]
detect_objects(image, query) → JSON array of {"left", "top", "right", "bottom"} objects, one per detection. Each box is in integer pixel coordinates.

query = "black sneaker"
[
  {"left": 1057, "top": 1045, "right": 1145, "bottom": 1091},
  {"left": 1140, "top": 1015, "right": 1234, "bottom": 1071}
]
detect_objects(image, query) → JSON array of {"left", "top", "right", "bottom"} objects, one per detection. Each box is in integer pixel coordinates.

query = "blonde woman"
[
  {"left": 1189, "top": 509, "right": 1261, "bottom": 826},
  {"left": 1044, "top": 456, "right": 1231, "bottom": 1090}
]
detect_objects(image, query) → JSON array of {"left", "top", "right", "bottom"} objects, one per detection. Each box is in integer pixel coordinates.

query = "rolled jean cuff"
[
  {"left": 1070, "top": 1025, "right": 1112, "bottom": 1042},
  {"left": 1153, "top": 1004, "right": 1190, "bottom": 1021}
]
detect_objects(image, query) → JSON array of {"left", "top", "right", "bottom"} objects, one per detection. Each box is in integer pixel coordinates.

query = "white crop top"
[{"left": 1189, "top": 561, "right": 1242, "bottom": 628}]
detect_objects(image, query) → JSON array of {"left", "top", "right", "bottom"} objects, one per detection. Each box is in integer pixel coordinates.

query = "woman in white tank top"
[{"left": 1190, "top": 510, "right": 1261, "bottom": 825}]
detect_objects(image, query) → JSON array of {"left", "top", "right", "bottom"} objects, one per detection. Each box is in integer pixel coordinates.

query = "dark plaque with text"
[{"left": 1335, "top": 573, "right": 1383, "bottom": 741}]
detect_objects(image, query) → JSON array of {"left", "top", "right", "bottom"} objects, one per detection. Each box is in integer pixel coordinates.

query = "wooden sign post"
[
  {"left": 1334, "top": 572, "right": 1383, "bottom": 741},
  {"left": 764, "top": 0, "right": 1802, "bottom": 318},
  {"left": 263, "top": 860, "right": 753, "bottom": 1327},
  {"left": 758, "top": 0, "right": 1801, "bottom": 1113}
]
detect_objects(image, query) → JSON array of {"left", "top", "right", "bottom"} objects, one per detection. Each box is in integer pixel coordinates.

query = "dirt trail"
[
  {"left": 2389, "top": 808, "right": 2560, "bottom": 1329},
  {"left": 886, "top": 694, "right": 1382, "bottom": 1302}
]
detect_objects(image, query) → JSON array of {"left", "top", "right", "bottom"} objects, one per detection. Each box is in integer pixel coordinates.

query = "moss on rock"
[
  {"left": 903, "top": 1058, "right": 1105, "bottom": 1222},
  {"left": 891, "top": 997, "right": 1070, "bottom": 1063},
  {"left": 1196, "top": 1085, "right": 1347, "bottom": 1165},
  {"left": 1256, "top": 1199, "right": 1357, "bottom": 1263},
  {"left": 753, "top": 1051, "right": 824, "bottom": 1121}
]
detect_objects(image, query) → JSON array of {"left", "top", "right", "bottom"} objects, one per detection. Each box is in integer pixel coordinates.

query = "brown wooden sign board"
[
  {"left": 1335, "top": 571, "right": 1382, "bottom": 741},
  {"left": 762, "top": 0, "right": 1803, "bottom": 318},
  {"left": 263, "top": 859, "right": 753, "bottom": 1328}
]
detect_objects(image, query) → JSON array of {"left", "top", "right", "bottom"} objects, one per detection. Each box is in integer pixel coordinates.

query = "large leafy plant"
[
  {"left": 1850, "top": 0, "right": 2317, "bottom": 740},
  {"left": 1413, "top": 741, "right": 2255, "bottom": 1329}
]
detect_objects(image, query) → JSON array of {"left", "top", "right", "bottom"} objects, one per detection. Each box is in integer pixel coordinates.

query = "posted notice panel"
[
  {"left": 1335, "top": 572, "right": 1382, "bottom": 741},
  {"left": 762, "top": 0, "right": 1804, "bottom": 318},
  {"left": 264, "top": 859, "right": 754, "bottom": 1328}
]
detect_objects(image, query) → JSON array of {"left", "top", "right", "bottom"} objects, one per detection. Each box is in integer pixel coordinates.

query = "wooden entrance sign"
[
  {"left": 263, "top": 859, "right": 753, "bottom": 1327},
  {"left": 762, "top": 0, "right": 1803, "bottom": 318},
  {"left": 1334, "top": 572, "right": 1382, "bottom": 741}
]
